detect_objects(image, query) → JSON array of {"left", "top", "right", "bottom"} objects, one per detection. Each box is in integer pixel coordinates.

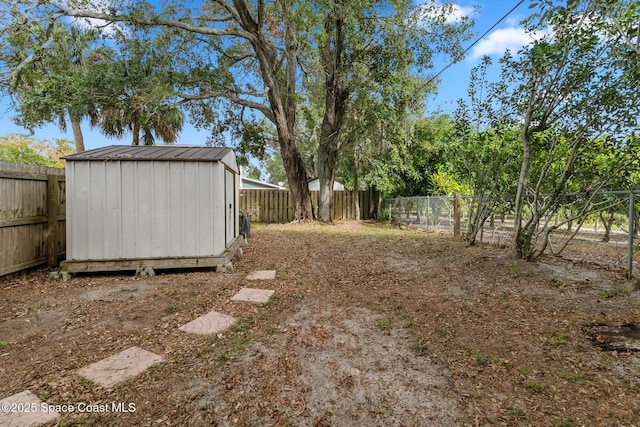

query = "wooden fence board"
[
  {"left": 0, "top": 162, "right": 65, "bottom": 276},
  {"left": 239, "top": 189, "right": 375, "bottom": 223}
]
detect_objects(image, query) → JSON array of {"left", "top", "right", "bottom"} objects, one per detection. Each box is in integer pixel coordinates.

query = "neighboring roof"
[
  {"left": 64, "top": 145, "right": 234, "bottom": 162},
  {"left": 240, "top": 176, "right": 287, "bottom": 190},
  {"left": 308, "top": 178, "right": 344, "bottom": 191}
]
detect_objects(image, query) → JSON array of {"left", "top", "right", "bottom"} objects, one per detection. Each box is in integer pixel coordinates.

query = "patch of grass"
[
  {"left": 491, "top": 357, "right": 510, "bottom": 369},
  {"left": 437, "top": 324, "right": 455, "bottom": 339},
  {"left": 410, "top": 340, "right": 429, "bottom": 357},
  {"left": 554, "top": 371, "right": 585, "bottom": 381},
  {"left": 163, "top": 305, "right": 179, "bottom": 315},
  {"left": 581, "top": 316, "right": 608, "bottom": 334},
  {"left": 377, "top": 318, "right": 392, "bottom": 331},
  {"left": 217, "top": 351, "right": 231, "bottom": 362},
  {"left": 394, "top": 305, "right": 409, "bottom": 320},
  {"left": 541, "top": 330, "right": 568, "bottom": 346},
  {"left": 554, "top": 418, "right": 579, "bottom": 427},
  {"left": 549, "top": 278, "right": 568, "bottom": 293},
  {"left": 509, "top": 406, "right": 525, "bottom": 418},
  {"left": 151, "top": 366, "right": 164, "bottom": 381},
  {"left": 234, "top": 332, "right": 253, "bottom": 351},
  {"left": 0, "top": 341, "right": 7, "bottom": 350},
  {"left": 599, "top": 286, "right": 630, "bottom": 300},
  {"left": 164, "top": 288, "right": 181, "bottom": 297},
  {"left": 510, "top": 261, "right": 520, "bottom": 278},
  {"left": 525, "top": 382, "right": 546, "bottom": 393},
  {"left": 234, "top": 318, "right": 253, "bottom": 332},
  {"left": 462, "top": 346, "right": 486, "bottom": 365},
  {"left": 469, "top": 349, "right": 486, "bottom": 365},
  {"left": 78, "top": 376, "right": 96, "bottom": 390}
]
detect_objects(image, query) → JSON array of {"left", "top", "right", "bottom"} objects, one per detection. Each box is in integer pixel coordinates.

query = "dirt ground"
[{"left": 1, "top": 221, "right": 639, "bottom": 426}]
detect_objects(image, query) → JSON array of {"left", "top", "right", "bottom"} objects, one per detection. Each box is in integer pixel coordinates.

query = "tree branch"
[
  {"left": 178, "top": 91, "right": 274, "bottom": 122},
  {"left": 55, "top": 6, "right": 256, "bottom": 42},
  {"left": 4, "top": 29, "right": 55, "bottom": 89}
]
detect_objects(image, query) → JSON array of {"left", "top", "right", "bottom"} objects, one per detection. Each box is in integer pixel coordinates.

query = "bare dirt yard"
[{"left": 1, "top": 221, "right": 639, "bottom": 426}]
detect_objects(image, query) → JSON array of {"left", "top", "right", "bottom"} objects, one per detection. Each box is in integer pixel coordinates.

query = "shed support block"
[{"left": 135, "top": 267, "right": 156, "bottom": 277}]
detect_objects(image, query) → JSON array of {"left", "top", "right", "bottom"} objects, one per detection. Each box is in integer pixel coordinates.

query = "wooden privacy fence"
[
  {"left": 240, "top": 189, "right": 377, "bottom": 222},
  {"left": 0, "top": 161, "right": 65, "bottom": 277}
]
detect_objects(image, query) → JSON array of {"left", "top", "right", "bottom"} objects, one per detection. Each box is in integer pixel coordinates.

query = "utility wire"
[{"left": 420, "top": 0, "right": 527, "bottom": 91}]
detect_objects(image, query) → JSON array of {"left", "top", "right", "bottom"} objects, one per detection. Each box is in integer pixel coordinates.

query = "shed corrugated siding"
[{"left": 67, "top": 160, "right": 226, "bottom": 260}]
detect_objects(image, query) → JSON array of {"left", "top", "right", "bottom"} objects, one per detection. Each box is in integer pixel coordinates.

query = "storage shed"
[{"left": 60, "top": 145, "right": 242, "bottom": 273}]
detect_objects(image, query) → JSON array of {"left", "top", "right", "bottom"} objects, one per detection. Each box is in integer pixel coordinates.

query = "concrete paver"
[
  {"left": 246, "top": 270, "right": 276, "bottom": 280},
  {"left": 77, "top": 346, "right": 164, "bottom": 388},
  {"left": 179, "top": 311, "right": 237, "bottom": 335},
  {"left": 0, "top": 390, "right": 59, "bottom": 427},
  {"left": 231, "top": 288, "right": 275, "bottom": 303}
]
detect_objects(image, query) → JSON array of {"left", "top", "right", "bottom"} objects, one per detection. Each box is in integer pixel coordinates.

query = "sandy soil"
[{"left": 0, "top": 221, "right": 639, "bottom": 426}]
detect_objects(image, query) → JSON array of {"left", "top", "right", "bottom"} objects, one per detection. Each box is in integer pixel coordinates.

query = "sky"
[
  {"left": 0, "top": 0, "right": 534, "bottom": 153},
  {"left": 425, "top": 0, "right": 532, "bottom": 113}
]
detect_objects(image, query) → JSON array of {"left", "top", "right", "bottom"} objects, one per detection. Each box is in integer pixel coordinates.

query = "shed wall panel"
[
  {"left": 225, "top": 168, "right": 235, "bottom": 246},
  {"left": 68, "top": 162, "right": 91, "bottom": 260},
  {"left": 168, "top": 162, "right": 184, "bottom": 257},
  {"left": 104, "top": 162, "right": 122, "bottom": 258},
  {"left": 182, "top": 162, "right": 199, "bottom": 256},
  {"left": 213, "top": 165, "right": 225, "bottom": 254},
  {"left": 151, "top": 162, "right": 170, "bottom": 257},
  {"left": 135, "top": 162, "right": 153, "bottom": 257},
  {"left": 120, "top": 163, "right": 138, "bottom": 259},
  {"left": 66, "top": 154, "right": 239, "bottom": 263},
  {"left": 88, "top": 162, "right": 106, "bottom": 259},
  {"left": 196, "top": 162, "right": 215, "bottom": 256}
]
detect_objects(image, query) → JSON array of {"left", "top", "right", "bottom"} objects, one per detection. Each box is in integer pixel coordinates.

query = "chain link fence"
[{"left": 381, "top": 191, "right": 640, "bottom": 276}]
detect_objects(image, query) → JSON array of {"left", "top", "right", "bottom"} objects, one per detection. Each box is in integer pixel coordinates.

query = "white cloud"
[
  {"left": 63, "top": 0, "right": 124, "bottom": 37},
  {"left": 415, "top": 2, "right": 477, "bottom": 25},
  {"left": 469, "top": 26, "right": 548, "bottom": 60},
  {"left": 446, "top": 4, "right": 476, "bottom": 23}
]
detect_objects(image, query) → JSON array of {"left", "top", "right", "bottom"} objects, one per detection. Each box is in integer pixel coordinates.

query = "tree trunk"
[
  {"left": 280, "top": 127, "right": 313, "bottom": 221},
  {"left": 248, "top": 0, "right": 313, "bottom": 221},
  {"left": 132, "top": 118, "right": 140, "bottom": 146},
  {"left": 317, "top": 5, "right": 349, "bottom": 223},
  {"left": 354, "top": 162, "right": 360, "bottom": 221},
  {"left": 317, "top": 143, "right": 338, "bottom": 222},
  {"left": 69, "top": 114, "right": 85, "bottom": 152},
  {"left": 512, "top": 126, "right": 533, "bottom": 259}
]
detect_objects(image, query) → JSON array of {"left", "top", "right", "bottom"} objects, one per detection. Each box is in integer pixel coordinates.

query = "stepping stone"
[
  {"left": 231, "top": 288, "right": 275, "bottom": 303},
  {"left": 0, "top": 390, "right": 59, "bottom": 426},
  {"left": 179, "top": 311, "right": 237, "bottom": 335},
  {"left": 246, "top": 270, "right": 276, "bottom": 280},
  {"left": 77, "top": 346, "right": 164, "bottom": 388}
]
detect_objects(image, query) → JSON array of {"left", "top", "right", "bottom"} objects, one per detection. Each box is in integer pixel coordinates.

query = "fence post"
[
  {"left": 627, "top": 187, "right": 635, "bottom": 279},
  {"left": 453, "top": 193, "right": 461, "bottom": 238},
  {"left": 47, "top": 175, "right": 59, "bottom": 267}
]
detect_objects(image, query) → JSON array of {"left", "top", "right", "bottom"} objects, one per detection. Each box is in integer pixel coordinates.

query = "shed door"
[{"left": 224, "top": 168, "right": 236, "bottom": 246}]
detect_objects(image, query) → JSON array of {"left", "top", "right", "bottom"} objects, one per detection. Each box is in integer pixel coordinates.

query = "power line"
[{"left": 420, "top": 0, "right": 527, "bottom": 91}]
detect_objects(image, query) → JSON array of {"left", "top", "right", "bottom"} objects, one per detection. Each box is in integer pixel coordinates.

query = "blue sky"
[
  {"left": 426, "top": 0, "right": 532, "bottom": 113},
  {"left": 0, "top": 1, "right": 534, "bottom": 151}
]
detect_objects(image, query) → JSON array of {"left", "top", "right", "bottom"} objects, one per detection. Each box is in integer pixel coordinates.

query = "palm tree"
[
  {"left": 3, "top": 22, "right": 108, "bottom": 152},
  {"left": 97, "top": 38, "right": 184, "bottom": 145}
]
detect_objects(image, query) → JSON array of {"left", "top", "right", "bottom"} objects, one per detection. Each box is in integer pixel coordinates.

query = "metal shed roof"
[{"left": 64, "top": 145, "right": 235, "bottom": 162}]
